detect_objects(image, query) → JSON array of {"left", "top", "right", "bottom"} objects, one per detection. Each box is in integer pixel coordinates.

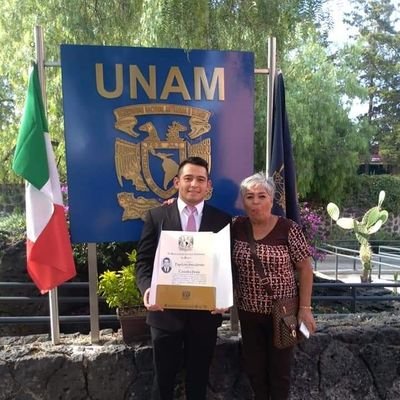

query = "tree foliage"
[
  {"left": 0, "top": 0, "right": 325, "bottom": 183},
  {"left": 344, "top": 0, "right": 400, "bottom": 169},
  {"left": 0, "top": 0, "right": 384, "bottom": 207},
  {"left": 281, "top": 27, "right": 370, "bottom": 202}
]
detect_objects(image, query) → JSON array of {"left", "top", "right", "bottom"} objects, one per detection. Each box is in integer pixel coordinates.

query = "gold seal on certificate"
[{"left": 149, "top": 224, "right": 233, "bottom": 310}]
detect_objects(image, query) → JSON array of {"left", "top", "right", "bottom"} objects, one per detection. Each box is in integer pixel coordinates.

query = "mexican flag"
[{"left": 12, "top": 64, "right": 76, "bottom": 294}]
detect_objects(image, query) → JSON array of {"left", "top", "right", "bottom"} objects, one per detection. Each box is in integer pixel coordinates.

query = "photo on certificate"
[{"left": 149, "top": 224, "right": 233, "bottom": 310}]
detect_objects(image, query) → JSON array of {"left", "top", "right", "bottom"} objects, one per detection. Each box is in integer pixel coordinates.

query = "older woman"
[{"left": 232, "top": 172, "right": 316, "bottom": 400}]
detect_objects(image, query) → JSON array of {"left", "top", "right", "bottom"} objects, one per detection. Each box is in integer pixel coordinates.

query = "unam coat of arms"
[{"left": 113, "top": 103, "right": 212, "bottom": 221}]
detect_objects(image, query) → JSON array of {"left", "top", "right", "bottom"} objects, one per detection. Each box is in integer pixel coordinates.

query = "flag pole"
[
  {"left": 231, "top": 41, "right": 276, "bottom": 333},
  {"left": 34, "top": 25, "right": 61, "bottom": 345},
  {"left": 266, "top": 37, "right": 276, "bottom": 175},
  {"left": 88, "top": 243, "right": 100, "bottom": 343}
]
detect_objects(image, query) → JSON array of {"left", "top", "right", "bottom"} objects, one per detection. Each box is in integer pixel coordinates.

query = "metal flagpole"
[
  {"left": 230, "top": 39, "right": 277, "bottom": 333},
  {"left": 88, "top": 243, "right": 100, "bottom": 343},
  {"left": 34, "top": 25, "right": 60, "bottom": 345},
  {"left": 35, "top": 26, "right": 100, "bottom": 344},
  {"left": 266, "top": 37, "right": 276, "bottom": 175}
]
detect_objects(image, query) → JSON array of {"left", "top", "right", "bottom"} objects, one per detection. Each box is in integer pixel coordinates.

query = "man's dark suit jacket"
[{"left": 136, "top": 202, "right": 231, "bottom": 332}]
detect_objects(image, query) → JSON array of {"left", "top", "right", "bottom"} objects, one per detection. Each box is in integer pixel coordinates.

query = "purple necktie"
[{"left": 185, "top": 206, "right": 197, "bottom": 232}]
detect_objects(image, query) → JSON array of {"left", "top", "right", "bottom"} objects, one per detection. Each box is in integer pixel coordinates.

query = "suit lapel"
[
  {"left": 199, "top": 204, "right": 213, "bottom": 231},
  {"left": 164, "top": 203, "right": 182, "bottom": 231}
]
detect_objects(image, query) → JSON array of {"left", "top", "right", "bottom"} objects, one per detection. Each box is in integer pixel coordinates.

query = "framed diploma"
[{"left": 149, "top": 225, "right": 233, "bottom": 310}]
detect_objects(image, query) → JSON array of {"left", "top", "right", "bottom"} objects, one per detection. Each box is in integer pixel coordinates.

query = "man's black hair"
[{"left": 177, "top": 156, "right": 209, "bottom": 177}]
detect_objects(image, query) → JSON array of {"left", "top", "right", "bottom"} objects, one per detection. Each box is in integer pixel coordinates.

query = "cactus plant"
[{"left": 326, "top": 191, "right": 389, "bottom": 282}]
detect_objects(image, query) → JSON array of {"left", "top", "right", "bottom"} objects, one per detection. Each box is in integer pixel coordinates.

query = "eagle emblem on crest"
[{"left": 113, "top": 104, "right": 212, "bottom": 221}]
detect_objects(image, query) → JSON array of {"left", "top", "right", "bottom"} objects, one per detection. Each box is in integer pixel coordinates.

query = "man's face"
[{"left": 174, "top": 163, "right": 211, "bottom": 206}]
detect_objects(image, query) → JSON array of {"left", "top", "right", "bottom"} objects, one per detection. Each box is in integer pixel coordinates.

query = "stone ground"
[{"left": 1, "top": 312, "right": 397, "bottom": 347}]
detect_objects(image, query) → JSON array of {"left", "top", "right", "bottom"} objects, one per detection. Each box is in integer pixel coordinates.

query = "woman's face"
[{"left": 242, "top": 184, "right": 273, "bottom": 221}]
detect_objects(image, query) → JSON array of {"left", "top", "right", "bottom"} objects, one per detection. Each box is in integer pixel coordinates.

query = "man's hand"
[{"left": 143, "top": 288, "right": 164, "bottom": 311}]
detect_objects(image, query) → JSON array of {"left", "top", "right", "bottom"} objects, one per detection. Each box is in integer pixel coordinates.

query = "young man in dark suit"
[{"left": 136, "top": 156, "right": 231, "bottom": 400}]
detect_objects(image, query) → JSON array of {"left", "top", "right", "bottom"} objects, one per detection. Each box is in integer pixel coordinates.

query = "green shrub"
[
  {"left": 0, "top": 212, "right": 26, "bottom": 242},
  {"left": 97, "top": 249, "right": 143, "bottom": 309},
  {"left": 0, "top": 210, "right": 135, "bottom": 279},
  {"left": 72, "top": 241, "right": 134, "bottom": 273},
  {"left": 342, "top": 175, "right": 400, "bottom": 214}
]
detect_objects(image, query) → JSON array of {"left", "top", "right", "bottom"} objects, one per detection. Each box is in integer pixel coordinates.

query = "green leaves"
[
  {"left": 344, "top": 0, "right": 400, "bottom": 167},
  {"left": 282, "top": 26, "right": 368, "bottom": 203},
  {"left": 98, "top": 250, "right": 143, "bottom": 309},
  {"left": 1, "top": 0, "right": 396, "bottom": 206},
  {"left": 0, "top": 0, "right": 327, "bottom": 184}
]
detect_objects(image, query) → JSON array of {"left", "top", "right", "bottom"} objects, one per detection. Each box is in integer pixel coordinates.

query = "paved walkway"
[{"left": 313, "top": 253, "right": 400, "bottom": 284}]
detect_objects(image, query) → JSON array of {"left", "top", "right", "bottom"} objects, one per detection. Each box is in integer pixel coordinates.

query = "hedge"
[{"left": 340, "top": 174, "right": 400, "bottom": 215}]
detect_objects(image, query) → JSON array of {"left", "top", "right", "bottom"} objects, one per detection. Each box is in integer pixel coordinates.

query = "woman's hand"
[
  {"left": 162, "top": 198, "right": 176, "bottom": 206},
  {"left": 296, "top": 257, "right": 316, "bottom": 334},
  {"left": 297, "top": 308, "right": 316, "bottom": 335},
  {"left": 211, "top": 307, "right": 229, "bottom": 315}
]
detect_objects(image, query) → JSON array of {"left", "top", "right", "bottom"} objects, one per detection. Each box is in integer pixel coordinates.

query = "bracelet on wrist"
[{"left": 299, "top": 305, "right": 313, "bottom": 310}]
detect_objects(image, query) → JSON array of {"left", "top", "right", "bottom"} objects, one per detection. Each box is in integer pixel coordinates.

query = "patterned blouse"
[{"left": 232, "top": 216, "right": 311, "bottom": 315}]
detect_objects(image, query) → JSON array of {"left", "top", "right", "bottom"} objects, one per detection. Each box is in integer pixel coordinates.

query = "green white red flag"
[{"left": 12, "top": 64, "right": 76, "bottom": 294}]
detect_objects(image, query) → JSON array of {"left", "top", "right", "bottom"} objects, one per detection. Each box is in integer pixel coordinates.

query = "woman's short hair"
[{"left": 239, "top": 172, "right": 275, "bottom": 198}]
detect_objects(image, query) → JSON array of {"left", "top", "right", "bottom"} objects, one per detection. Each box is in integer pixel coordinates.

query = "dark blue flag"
[{"left": 269, "top": 72, "right": 300, "bottom": 224}]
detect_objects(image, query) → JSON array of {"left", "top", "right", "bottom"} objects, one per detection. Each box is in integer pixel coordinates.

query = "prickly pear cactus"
[{"left": 327, "top": 191, "right": 389, "bottom": 282}]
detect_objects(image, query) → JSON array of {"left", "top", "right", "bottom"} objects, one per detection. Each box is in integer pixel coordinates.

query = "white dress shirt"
[{"left": 177, "top": 197, "right": 204, "bottom": 232}]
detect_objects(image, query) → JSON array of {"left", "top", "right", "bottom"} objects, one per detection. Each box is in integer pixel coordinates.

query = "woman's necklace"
[{"left": 251, "top": 215, "right": 278, "bottom": 240}]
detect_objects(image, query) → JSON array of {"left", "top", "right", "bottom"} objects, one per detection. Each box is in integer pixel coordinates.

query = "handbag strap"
[{"left": 245, "top": 220, "right": 273, "bottom": 295}]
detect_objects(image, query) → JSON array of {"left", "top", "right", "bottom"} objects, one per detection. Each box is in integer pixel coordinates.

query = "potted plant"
[
  {"left": 98, "top": 249, "right": 149, "bottom": 343},
  {"left": 326, "top": 190, "right": 389, "bottom": 283}
]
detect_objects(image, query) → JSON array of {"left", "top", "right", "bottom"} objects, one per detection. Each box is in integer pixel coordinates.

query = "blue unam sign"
[{"left": 60, "top": 45, "right": 254, "bottom": 243}]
